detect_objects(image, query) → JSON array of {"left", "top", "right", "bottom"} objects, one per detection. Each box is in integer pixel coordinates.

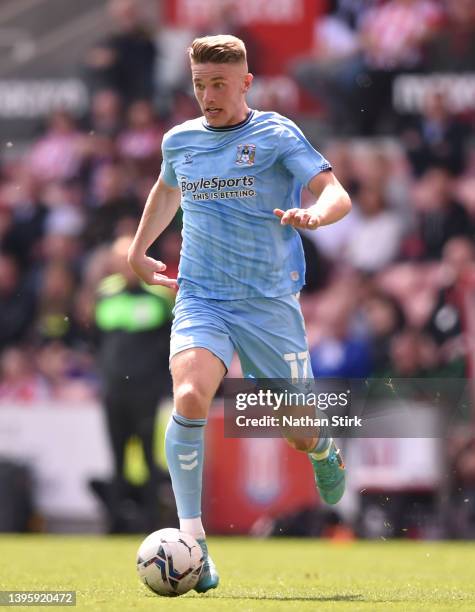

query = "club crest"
[{"left": 236, "top": 144, "right": 256, "bottom": 166}]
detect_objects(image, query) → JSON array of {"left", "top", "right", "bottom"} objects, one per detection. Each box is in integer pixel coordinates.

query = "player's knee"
[{"left": 174, "top": 383, "right": 209, "bottom": 419}]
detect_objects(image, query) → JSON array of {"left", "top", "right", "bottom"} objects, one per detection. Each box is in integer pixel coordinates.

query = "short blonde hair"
[{"left": 189, "top": 34, "right": 247, "bottom": 64}]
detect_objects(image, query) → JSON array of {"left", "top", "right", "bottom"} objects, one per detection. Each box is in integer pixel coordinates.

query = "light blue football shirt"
[{"left": 161, "top": 109, "right": 331, "bottom": 300}]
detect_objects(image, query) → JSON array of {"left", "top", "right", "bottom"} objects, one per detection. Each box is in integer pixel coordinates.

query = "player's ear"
[{"left": 243, "top": 72, "right": 253, "bottom": 92}]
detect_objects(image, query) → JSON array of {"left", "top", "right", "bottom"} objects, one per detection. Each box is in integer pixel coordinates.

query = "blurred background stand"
[{"left": 0, "top": 0, "right": 474, "bottom": 538}]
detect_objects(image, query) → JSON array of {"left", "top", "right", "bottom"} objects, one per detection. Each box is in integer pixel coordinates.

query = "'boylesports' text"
[{"left": 180, "top": 175, "right": 256, "bottom": 201}]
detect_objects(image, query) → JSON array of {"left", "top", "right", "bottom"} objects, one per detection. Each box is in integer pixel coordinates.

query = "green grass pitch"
[{"left": 1, "top": 536, "right": 474, "bottom": 611}]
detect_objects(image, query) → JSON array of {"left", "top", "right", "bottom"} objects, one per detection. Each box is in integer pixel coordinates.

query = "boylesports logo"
[{"left": 180, "top": 175, "right": 256, "bottom": 201}]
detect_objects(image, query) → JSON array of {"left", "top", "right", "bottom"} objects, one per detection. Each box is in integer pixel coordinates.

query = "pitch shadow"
[{"left": 202, "top": 594, "right": 363, "bottom": 602}]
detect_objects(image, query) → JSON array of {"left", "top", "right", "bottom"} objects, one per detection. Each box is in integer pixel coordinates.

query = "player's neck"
[
  {"left": 230, "top": 106, "right": 251, "bottom": 126},
  {"left": 204, "top": 107, "right": 252, "bottom": 130}
]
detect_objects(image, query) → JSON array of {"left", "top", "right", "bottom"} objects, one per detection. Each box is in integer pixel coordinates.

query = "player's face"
[{"left": 191, "top": 62, "right": 253, "bottom": 127}]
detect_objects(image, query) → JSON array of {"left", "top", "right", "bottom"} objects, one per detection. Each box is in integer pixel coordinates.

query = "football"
[{"left": 136, "top": 528, "right": 204, "bottom": 597}]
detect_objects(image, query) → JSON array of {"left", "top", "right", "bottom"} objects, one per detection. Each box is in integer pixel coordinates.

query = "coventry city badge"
[{"left": 236, "top": 144, "right": 256, "bottom": 166}]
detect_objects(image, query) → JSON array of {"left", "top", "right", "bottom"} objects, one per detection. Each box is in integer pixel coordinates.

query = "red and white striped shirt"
[{"left": 361, "top": 0, "right": 443, "bottom": 69}]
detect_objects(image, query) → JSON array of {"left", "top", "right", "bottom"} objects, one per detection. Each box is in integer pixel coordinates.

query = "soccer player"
[{"left": 128, "top": 35, "right": 352, "bottom": 592}]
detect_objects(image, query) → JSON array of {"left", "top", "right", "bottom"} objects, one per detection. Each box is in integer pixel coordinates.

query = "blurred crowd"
[
  {"left": 0, "top": 0, "right": 474, "bottom": 404},
  {"left": 293, "top": 0, "right": 475, "bottom": 134},
  {"left": 0, "top": 0, "right": 474, "bottom": 535}
]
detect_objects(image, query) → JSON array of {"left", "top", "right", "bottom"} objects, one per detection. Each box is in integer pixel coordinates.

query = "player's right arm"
[{"left": 128, "top": 176, "right": 181, "bottom": 289}]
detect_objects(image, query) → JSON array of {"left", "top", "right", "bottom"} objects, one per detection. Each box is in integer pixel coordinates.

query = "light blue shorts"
[{"left": 170, "top": 293, "right": 313, "bottom": 379}]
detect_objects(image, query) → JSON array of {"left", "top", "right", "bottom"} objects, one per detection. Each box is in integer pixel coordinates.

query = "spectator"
[
  {"left": 360, "top": 0, "right": 441, "bottom": 71},
  {"left": 292, "top": 0, "right": 362, "bottom": 132},
  {"left": 402, "top": 91, "right": 469, "bottom": 177},
  {"left": 36, "top": 341, "right": 96, "bottom": 401},
  {"left": 309, "top": 280, "right": 372, "bottom": 378},
  {"left": 117, "top": 100, "right": 163, "bottom": 177},
  {"left": 337, "top": 0, "right": 378, "bottom": 30},
  {"left": 409, "top": 167, "right": 473, "bottom": 260},
  {"left": 425, "top": 236, "right": 475, "bottom": 371},
  {"left": 93, "top": 235, "right": 174, "bottom": 531},
  {"left": 88, "top": 89, "right": 123, "bottom": 138},
  {"left": 0, "top": 254, "right": 36, "bottom": 351},
  {"left": 82, "top": 162, "right": 140, "bottom": 249},
  {"left": 0, "top": 168, "right": 48, "bottom": 270},
  {"left": 79, "top": 90, "right": 123, "bottom": 184},
  {"left": 41, "top": 181, "right": 84, "bottom": 241},
  {"left": 345, "top": 183, "right": 403, "bottom": 272},
  {"left": 28, "top": 111, "right": 83, "bottom": 182},
  {"left": 342, "top": 143, "right": 412, "bottom": 220},
  {"left": 40, "top": 232, "right": 82, "bottom": 272},
  {"left": 383, "top": 328, "right": 439, "bottom": 377},
  {"left": 0, "top": 347, "right": 49, "bottom": 402},
  {"left": 356, "top": 0, "right": 442, "bottom": 133},
  {"left": 361, "top": 291, "right": 406, "bottom": 375},
  {"left": 424, "top": 0, "right": 475, "bottom": 72},
  {"left": 85, "top": 0, "right": 157, "bottom": 104}
]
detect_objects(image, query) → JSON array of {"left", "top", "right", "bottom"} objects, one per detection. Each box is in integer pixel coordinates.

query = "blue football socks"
[{"left": 165, "top": 412, "right": 206, "bottom": 522}]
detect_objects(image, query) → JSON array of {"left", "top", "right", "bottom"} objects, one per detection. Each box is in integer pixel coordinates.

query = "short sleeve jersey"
[{"left": 161, "top": 109, "right": 331, "bottom": 299}]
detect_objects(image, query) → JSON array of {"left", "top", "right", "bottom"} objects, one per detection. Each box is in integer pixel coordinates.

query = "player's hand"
[
  {"left": 273, "top": 208, "right": 322, "bottom": 230},
  {"left": 127, "top": 252, "right": 178, "bottom": 290}
]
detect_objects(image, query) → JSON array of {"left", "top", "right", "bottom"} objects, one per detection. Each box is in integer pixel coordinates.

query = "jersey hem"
[{"left": 177, "top": 285, "right": 305, "bottom": 302}]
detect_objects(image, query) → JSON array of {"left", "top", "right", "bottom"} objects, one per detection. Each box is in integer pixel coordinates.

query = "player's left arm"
[{"left": 274, "top": 170, "right": 351, "bottom": 230}]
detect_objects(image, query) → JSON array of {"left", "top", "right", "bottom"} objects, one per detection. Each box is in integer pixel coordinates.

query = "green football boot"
[
  {"left": 309, "top": 441, "right": 346, "bottom": 505},
  {"left": 194, "top": 539, "right": 219, "bottom": 593}
]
